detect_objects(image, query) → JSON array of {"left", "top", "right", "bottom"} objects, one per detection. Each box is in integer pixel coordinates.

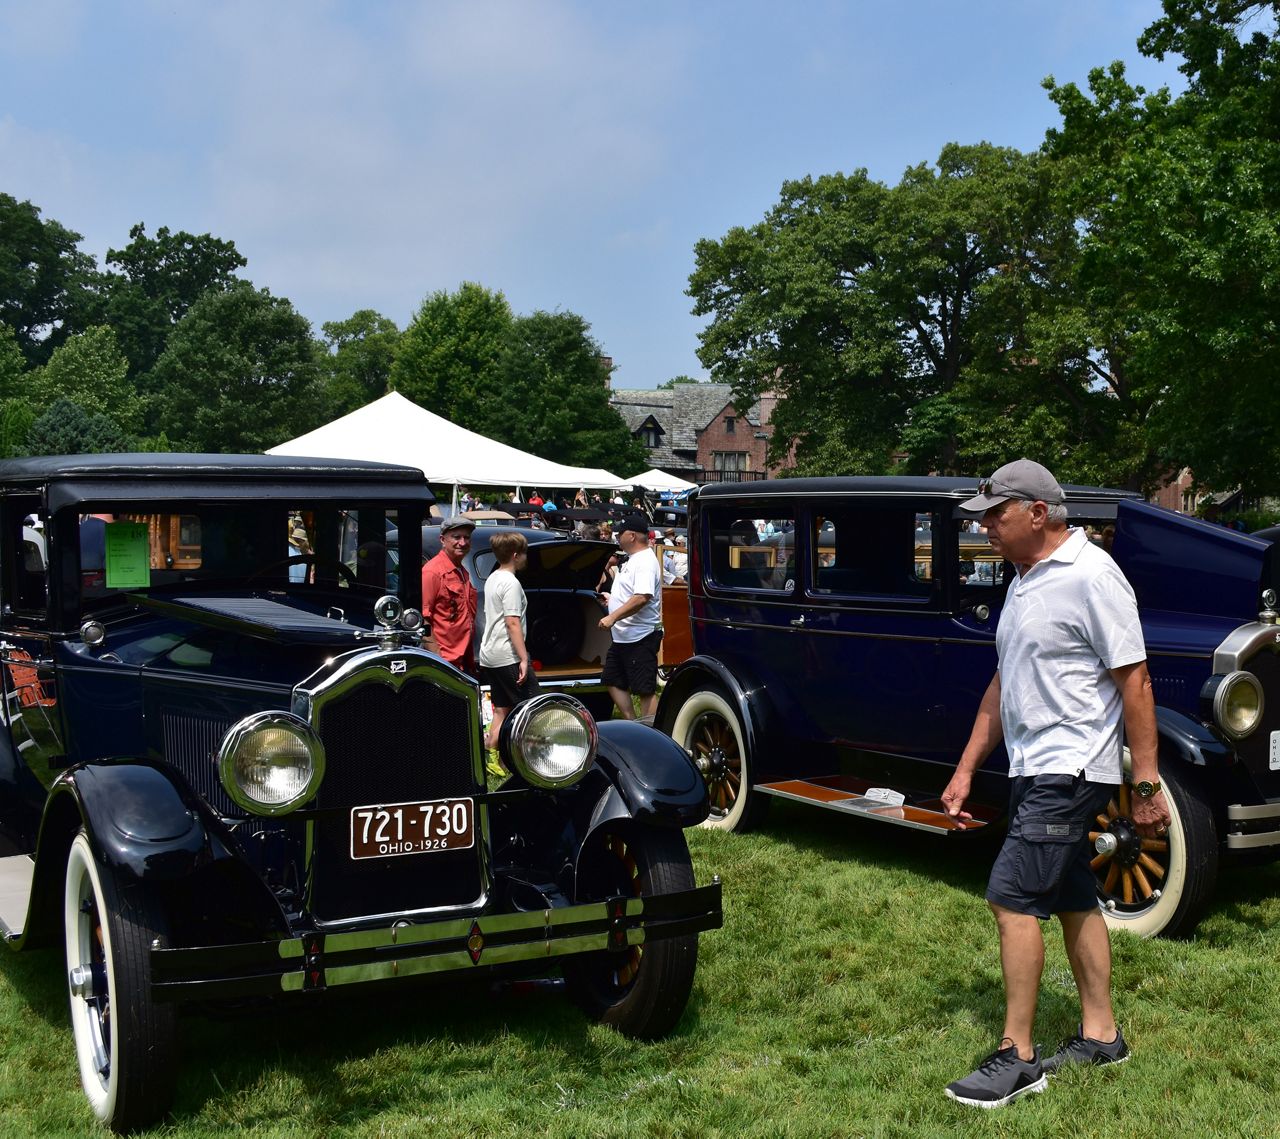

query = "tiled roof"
[{"left": 610, "top": 384, "right": 761, "bottom": 461}]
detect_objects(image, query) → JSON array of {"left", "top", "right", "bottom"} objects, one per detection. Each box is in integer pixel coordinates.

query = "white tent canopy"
[
  {"left": 268, "top": 392, "right": 632, "bottom": 490},
  {"left": 629, "top": 468, "right": 697, "bottom": 492}
]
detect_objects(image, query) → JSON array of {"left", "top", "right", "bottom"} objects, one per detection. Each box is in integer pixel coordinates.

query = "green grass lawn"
[{"left": 5, "top": 801, "right": 1280, "bottom": 1137}]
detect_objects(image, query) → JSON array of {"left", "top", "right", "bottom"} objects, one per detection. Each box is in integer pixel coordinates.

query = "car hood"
[{"left": 130, "top": 592, "right": 368, "bottom": 646}]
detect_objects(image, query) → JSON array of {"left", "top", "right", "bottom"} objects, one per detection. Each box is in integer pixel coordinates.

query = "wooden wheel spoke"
[
  {"left": 1137, "top": 852, "right": 1166, "bottom": 879},
  {"left": 1096, "top": 813, "right": 1111, "bottom": 829},
  {"left": 1106, "top": 799, "right": 1120, "bottom": 820},
  {"left": 1103, "top": 862, "right": 1119, "bottom": 894},
  {"left": 1142, "top": 838, "right": 1169, "bottom": 853},
  {"left": 1121, "top": 868, "right": 1134, "bottom": 904},
  {"left": 1090, "top": 851, "right": 1112, "bottom": 871},
  {"left": 1132, "top": 863, "right": 1153, "bottom": 899}
]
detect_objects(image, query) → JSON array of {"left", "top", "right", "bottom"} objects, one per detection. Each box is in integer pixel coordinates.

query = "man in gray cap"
[
  {"left": 422, "top": 515, "right": 478, "bottom": 674},
  {"left": 940, "top": 459, "right": 1170, "bottom": 1108}
]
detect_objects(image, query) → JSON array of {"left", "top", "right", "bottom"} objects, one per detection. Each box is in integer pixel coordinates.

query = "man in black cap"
[
  {"left": 940, "top": 458, "right": 1170, "bottom": 1108},
  {"left": 598, "top": 514, "right": 662, "bottom": 721}
]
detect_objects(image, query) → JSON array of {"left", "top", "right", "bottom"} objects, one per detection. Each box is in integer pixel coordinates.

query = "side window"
[
  {"left": 705, "top": 507, "right": 796, "bottom": 591},
  {"left": 812, "top": 507, "right": 936, "bottom": 600},
  {"left": 954, "top": 519, "right": 1008, "bottom": 589},
  {"left": 11, "top": 501, "right": 49, "bottom": 616}
]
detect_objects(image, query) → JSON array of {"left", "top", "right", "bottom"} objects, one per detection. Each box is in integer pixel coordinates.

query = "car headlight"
[
  {"left": 1206, "top": 670, "right": 1265, "bottom": 740},
  {"left": 218, "top": 712, "right": 325, "bottom": 815},
  {"left": 502, "top": 694, "right": 597, "bottom": 789}
]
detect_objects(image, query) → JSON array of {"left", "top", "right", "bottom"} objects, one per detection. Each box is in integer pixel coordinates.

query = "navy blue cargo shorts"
[{"left": 986, "top": 772, "right": 1115, "bottom": 919}]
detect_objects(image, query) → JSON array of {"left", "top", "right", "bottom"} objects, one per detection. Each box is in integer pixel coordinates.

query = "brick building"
[{"left": 609, "top": 384, "right": 786, "bottom": 483}]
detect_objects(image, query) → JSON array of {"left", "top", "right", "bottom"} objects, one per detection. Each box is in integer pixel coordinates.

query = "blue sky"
[{"left": 0, "top": 1, "right": 1184, "bottom": 390}]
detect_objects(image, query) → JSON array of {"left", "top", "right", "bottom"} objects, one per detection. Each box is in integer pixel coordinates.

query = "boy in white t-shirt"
[{"left": 478, "top": 531, "right": 539, "bottom": 751}]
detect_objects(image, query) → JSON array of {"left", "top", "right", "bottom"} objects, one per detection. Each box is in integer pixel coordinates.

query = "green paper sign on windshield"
[{"left": 104, "top": 522, "right": 150, "bottom": 589}]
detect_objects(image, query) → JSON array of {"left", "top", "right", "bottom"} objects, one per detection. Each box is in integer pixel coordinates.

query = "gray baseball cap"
[{"left": 960, "top": 459, "right": 1064, "bottom": 512}]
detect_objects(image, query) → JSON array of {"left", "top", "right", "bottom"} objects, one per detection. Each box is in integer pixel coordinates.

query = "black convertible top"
[{"left": 0, "top": 453, "right": 433, "bottom": 513}]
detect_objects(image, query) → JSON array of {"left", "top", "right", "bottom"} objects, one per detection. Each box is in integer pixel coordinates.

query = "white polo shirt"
[
  {"left": 995, "top": 528, "right": 1146, "bottom": 783},
  {"left": 608, "top": 546, "right": 662, "bottom": 644}
]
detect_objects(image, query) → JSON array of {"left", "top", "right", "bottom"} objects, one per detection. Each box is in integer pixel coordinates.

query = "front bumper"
[{"left": 151, "top": 880, "right": 722, "bottom": 1002}]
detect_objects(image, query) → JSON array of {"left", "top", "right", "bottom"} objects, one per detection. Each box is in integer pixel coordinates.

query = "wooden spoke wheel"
[
  {"left": 563, "top": 828, "right": 699, "bottom": 1039},
  {"left": 1090, "top": 761, "right": 1217, "bottom": 938},
  {"left": 669, "top": 686, "right": 767, "bottom": 832}
]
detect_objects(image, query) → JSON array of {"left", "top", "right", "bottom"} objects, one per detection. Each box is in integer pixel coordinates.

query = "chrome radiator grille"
[{"left": 306, "top": 664, "right": 486, "bottom": 924}]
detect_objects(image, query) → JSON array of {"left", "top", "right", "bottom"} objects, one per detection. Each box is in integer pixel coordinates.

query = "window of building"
[
  {"left": 724, "top": 416, "right": 735, "bottom": 434},
  {"left": 713, "top": 451, "right": 748, "bottom": 473}
]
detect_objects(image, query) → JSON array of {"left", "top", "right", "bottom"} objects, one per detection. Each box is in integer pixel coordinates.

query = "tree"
[
  {"left": 491, "top": 310, "right": 647, "bottom": 472},
  {"left": 0, "top": 194, "right": 100, "bottom": 367},
  {"left": 1042, "top": 0, "right": 1280, "bottom": 493},
  {"left": 0, "top": 323, "right": 24, "bottom": 400},
  {"left": 321, "top": 309, "right": 400, "bottom": 416},
  {"left": 100, "top": 223, "right": 247, "bottom": 381},
  {"left": 390, "top": 283, "right": 513, "bottom": 421},
  {"left": 690, "top": 144, "right": 1122, "bottom": 479},
  {"left": 27, "top": 325, "right": 142, "bottom": 433},
  {"left": 150, "top": 283, "right": 325, "bottom": 453},
  {"left": 656, "top": 375, "right": 703, "bottom": 390},
  {"left": 25, "top": 397, "right": 129, "bottom": 455},
  {"left": 0, "top": 398, "right": 36, "bottom": 457}
]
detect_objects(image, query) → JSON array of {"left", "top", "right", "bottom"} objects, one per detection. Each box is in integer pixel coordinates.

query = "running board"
[
  {"left": 757, "top": 776, "right": 993, "bottom": 834},
  {"left": 0, "top": 854, "right": 34, "bottom": 941}
]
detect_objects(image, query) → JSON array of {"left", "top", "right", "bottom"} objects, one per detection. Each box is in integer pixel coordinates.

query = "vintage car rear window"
[{"left": 810, "top": 506, "right": 938, "bottom": 601}]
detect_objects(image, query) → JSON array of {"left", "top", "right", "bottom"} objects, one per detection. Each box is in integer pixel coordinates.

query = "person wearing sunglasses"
[{"left": 941, "top": 459, "right": 1170, "bottom": 1108}]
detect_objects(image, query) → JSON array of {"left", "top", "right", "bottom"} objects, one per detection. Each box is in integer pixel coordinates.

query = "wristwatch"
[{"left": 1134, "top": 779, "right": 1162, "bottom": 798}]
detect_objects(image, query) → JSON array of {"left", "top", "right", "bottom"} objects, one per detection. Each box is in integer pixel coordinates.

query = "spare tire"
[{"left": 527, "top": 596, "right": 585, "bottom": 666}]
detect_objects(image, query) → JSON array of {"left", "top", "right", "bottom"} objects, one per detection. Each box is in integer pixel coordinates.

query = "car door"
[{"left": 789, "top": 499, "right": 950, "bottom": 769}]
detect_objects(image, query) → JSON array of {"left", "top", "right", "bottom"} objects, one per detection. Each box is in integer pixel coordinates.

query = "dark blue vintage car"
[
  {"left": 0, "top": 454, "right": 720, "bottom": 1132},
  {"left": 656, "top": 476, "right": 1280, "bottom": 940}
]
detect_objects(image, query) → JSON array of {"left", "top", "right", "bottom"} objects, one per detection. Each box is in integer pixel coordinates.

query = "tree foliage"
[
  {"left": 492, "top": 310, "right": 647, "bottom": 473},
  {"left": 1041, "top": 0, "right": 1280, "bottom": 493},
  {"left": 321, "top": 309, "right": 400, "bottom": 416},
  {"left": 391, "top": 283, "right": 513, "bottom": 420},
  {"left": 689, "top": 144, "right": 1128, "bottom": 482},
  {"left": 27, "top": 325, "right": 141, "bottom": 432},
  {"left": 25, "top": 397, "right": 129, "bottom": 456},
  {"left": 100, "top": 223, "right": 247, "bottom": 382},
  {"left": 689, "top": 4, "right": 1280, "bottom": 493},
  {"left": 150, "top": 283, "right": 325, "bottom": 453},
  {"left": 0, "top": 194, "right": 99, "bottom": 367}
]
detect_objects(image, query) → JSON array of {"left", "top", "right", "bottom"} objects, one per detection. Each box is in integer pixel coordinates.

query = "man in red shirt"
[{"left": 422, "top": 516, "right": 479, "bottom": 674}]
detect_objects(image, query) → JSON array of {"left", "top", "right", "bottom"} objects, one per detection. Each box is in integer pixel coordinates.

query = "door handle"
[{"left": 789, "top": 615, "right": 806, "bottom": 628}]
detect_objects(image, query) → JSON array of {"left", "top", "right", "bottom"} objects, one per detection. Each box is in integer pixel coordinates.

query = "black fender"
[
  {"left": 18, "top": 761, "right": 263, "bottom": 950},
  {"left": 592, "top": 719, "right": 709, "bottom": 829},
  {"left": 1155, "top": 706, "right": 1235, "bottom": 769},
  {"left": 654, "top": 654, "right": 774, "bottom": 774}
]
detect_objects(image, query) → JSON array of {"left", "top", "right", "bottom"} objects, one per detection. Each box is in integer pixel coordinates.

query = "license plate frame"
[{"left": 349, "top": 797, "right": 475, "bottom": 861}]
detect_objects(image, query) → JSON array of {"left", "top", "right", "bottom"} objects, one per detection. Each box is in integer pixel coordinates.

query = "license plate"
[
  {"left": 1271, "top": 731, "right": 1280, "bottom": 772},
  {"left": 349, "top": 798, "right": 475, "bottom": 860}
]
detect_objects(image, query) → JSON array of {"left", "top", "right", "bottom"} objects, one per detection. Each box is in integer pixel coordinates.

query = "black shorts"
[
  {"left": 481, "top": 662, "right": 540, "bottom": 710},
  {"left": 986, "top": 773, "right": 1115, "bottom": 920},
  {"left": 600, "top": 628, "right": 663, "bottom": 696}
]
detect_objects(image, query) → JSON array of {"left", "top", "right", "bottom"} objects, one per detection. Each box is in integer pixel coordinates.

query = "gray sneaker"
[
  {"left": 945, "top": 1040, "right": 1046, "bottom": 1108},
  {"left": 1042, "top": 1025, "right": 1130, "bottom": 1074}
]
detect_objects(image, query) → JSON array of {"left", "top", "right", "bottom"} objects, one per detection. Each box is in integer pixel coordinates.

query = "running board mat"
[
  {"left": 0, "top": 854, "right": 34, "bottom": 940},
  {"left": 758, "top": 776, "right": 992, "bottom": 834}
]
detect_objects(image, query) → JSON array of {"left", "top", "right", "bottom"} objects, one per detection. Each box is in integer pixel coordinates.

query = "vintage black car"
[
  {"left": 0, "top": 454, "right": 721, "bottom": 1132},
  {"left": 656, "top": 476, "right": 1280, "bottom": 940}
]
